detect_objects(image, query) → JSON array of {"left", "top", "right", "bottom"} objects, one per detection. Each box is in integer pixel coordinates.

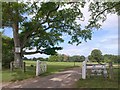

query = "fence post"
[
  {"left": 10, "top": 61, "right": 14, "bottom": 71},
  {"left": 45, "top": 62, "right": 47, "bottom": 72},
  {"left": 109, "top": 62, "right": 113, "bottom": 79},
  {"left": 22, "top": 62, "right": 26, "bottom": 72},
  {"left": 103, "top": 65, "right": 107, "bottom": 79},
  {"left": 82, "top": 61, "right": 86, "bottom": 79}
]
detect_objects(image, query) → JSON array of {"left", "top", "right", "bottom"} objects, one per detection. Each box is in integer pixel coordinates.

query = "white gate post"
[
  {"left": 36, "top": 60, "right": 40, "bottom": 76},
  {"left": 36, "top": 60, "right": 47, "bottom": 76},
  {"left": 82, "top": 61, "right": 86, "bottom": 79}
]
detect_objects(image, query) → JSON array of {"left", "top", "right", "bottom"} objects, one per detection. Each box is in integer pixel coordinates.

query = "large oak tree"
[{"left": 2, "top": 1, "right": 120, "bottom": 68}]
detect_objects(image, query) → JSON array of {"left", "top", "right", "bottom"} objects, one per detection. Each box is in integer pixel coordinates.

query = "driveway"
[{"left": 3, "top": 67, "right": 81, "bottom": 88}]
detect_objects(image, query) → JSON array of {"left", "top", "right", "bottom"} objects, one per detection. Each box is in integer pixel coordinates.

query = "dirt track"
[{"left": 3, "top": 67, "right": 81, "bottom": 88}]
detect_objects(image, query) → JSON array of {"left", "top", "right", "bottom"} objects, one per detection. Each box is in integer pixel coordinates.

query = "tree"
[
  {"left": 2, "top": 2, "right": 88, "bottom": 67},
  {"left": 90, "top": 49, "right": 103, "bottom": 64},
  {"left": 88, "top": 55, "right": 92, "bottom": 61},
  {"left": 2, "top": 1, "right": 120, "bottom": 68},
  {"left": 69, "top": 55, "right": 81, "bottom": 62},
  {"left": 57, "top": 54, "right": 64, "bottom": 62},
  {"left": 62, "top": 54, "right": 69, "bottom": 62},
  {"left": 117, "top": 55, "right": 120, "bottom": 63},
  {"left": 80, "top": 55, "right": 85, "bottom": 62},
  {"left": 86, "top": 2, "right": 120, "bottom": 29},
  {"left": 69, "top": 55, "right": 85, "bottom": 62},
  {"left": 103, "top": 54, "right": 118, "bottom": 63},
  {"left": 2, "top": 35, "right": 14, "bottom": 68},
  {"left": 48, "top": 54, "right": 68, "bottom": 62},
  {"left": 48, "top": 55, "right": 58, "bottom": 62},
  {"left": 37, "top": 57, "right": 46, "bottom": 61}
]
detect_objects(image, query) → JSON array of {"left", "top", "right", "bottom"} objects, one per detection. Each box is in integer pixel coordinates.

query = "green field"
[{"left": 2, "top": 61, "right": 81, "bottom": 82}]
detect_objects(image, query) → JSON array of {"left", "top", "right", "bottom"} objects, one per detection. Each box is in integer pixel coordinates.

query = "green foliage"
[
  {"left": 48, "top": 54, "right": 85, "bottom": 62},
  {"left": 69, "top": 55, "right": 80, "bottom": 62},
  {"left": 69, "top": 55, "right": 85, "bottom": 62},
  {"left": 103, "top": 54, "right": 119, "bottom": 63},
  {"left": 2, "top": 2, "right": 92, "bottom": 57},
  {"left": 80, "top": 55, "right": 85, "bottom": 62},
  {"left": 48, "top": 54, "right": 63, "bottom": 62},
  {"left": 62, "top": 54, "right": 69, "bottom": 62},
  {"left": 88, "top": 55, "right": 92, "bottom": 61},
  {"left": 87, "top": 2, "right": 120, "bottom": 29},
  {"left": 2, "top": 35, "right": 14, "bottom": 68},
  {"left": 118, "top": 55, "right": 120, "bottom": 63},
  {"left": 90, "top": 49, "right": 103, "bottom": 63}
]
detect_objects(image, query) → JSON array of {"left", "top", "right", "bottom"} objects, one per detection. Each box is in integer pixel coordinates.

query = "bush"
[{"left": 2, "top": 35, "right": 14, "bottom": 68}]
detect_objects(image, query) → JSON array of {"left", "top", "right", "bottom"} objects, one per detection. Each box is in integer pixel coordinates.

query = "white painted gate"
[{"left": 36, "top": 60, "right": 47, "bottom": 76}]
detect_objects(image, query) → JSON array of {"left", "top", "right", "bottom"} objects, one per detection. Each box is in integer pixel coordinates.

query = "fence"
[{"left": 36, "top": 60, "right": 47, "bottom": 76}]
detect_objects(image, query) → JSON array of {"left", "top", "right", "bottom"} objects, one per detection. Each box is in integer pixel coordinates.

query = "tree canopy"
[
  {"left": 2, "top": 2, "right": 120, "bottom": 55},
  {"left": 90, "top": 49, "right": 103, "bottom": 64}
]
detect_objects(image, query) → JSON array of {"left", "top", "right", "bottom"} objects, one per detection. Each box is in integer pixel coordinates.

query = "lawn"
[
  {"left": 75, "top": 65, "right": 119, "bottom": 88},
  {"left": 2, "top": 61, "right": 81, "bottom": 82}
]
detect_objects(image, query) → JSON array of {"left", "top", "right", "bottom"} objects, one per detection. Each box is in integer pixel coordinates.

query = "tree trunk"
[{"left": 12, "top": 23, "right": 22, "bottom": 68}]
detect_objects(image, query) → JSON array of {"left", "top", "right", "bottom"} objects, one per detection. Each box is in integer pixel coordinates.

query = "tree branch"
[
  {"left": 40, "top": 4, "right": 59, "bottom": 25},
  {"left": 87, "top": 2, "right": 120, "bottom": 28},
  {"left": 21, "top": 5, "right": 60, "bottom": 48},
  {"left": 23, "top": 50, "right": 44, "bottom": 55}
]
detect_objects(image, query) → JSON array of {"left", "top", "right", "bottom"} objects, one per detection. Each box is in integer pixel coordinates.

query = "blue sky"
[
  {"left": 57, "top": 14, "right": 118, "bottom": 56},
  {"left": 2, "top": 5, "right": 118, "bottom": 59}
]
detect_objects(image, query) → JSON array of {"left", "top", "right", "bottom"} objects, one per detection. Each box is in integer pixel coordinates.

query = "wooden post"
[
  {"left": 22, "top": 62, "right": 26, "bottom": 72},
  {"left": 10, "top": 61, "right": 14, "bottom": 71},
  {"left": 103, "top": 65, "right": 107, "bottom": 79},
  {"left": 109, "top": 62, "right": 114, "bottom": 79},
  {"left": 74, "top": 61, "right": 75, "bottom": 67}
]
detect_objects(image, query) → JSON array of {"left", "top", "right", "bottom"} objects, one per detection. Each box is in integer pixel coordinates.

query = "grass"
[
  {"left": 2, "top": 61, "right": 81, "bottom": 82},
  {"left": 75, "top": 65, "right": 119, "bottom": 88},
  {"left": 41, "top": 62, "right": 81, "bottom": 76},
  {"left": 2, "top": 66, "right": 36, "bottom": 82}
]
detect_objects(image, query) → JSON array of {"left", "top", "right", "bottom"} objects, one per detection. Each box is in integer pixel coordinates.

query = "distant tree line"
[
  {"left": 23, "top": 54, "right": 85, "bottom": 62},
  {"left": 88, "top": 49, "right": 119, "bottom": 64},
  {"left": 48, "top": 54, "right": 85, "bottom": 62},
  {"left": 22, "top": 57, "right": 47, "bottom": 61}
]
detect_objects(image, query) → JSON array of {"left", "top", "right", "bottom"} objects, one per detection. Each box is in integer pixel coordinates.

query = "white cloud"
[
  {"left": 24, "top": 54, "right": 49, "bottom": 59},
  {"left": 102, "top": 14, "right": 118, "bottom": 29}
]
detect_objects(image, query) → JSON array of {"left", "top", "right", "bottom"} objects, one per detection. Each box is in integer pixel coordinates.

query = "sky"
[{"left": 2, "top": 3, "right": 118, "bottom": 59}]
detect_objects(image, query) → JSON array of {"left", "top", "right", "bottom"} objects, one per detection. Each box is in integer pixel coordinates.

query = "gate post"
[
  {"left": 82, "top": 61, "right": 86, "bottom": 79},
  {"left": 36, "top": 60, "right": 40, "bottom": 76}
]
